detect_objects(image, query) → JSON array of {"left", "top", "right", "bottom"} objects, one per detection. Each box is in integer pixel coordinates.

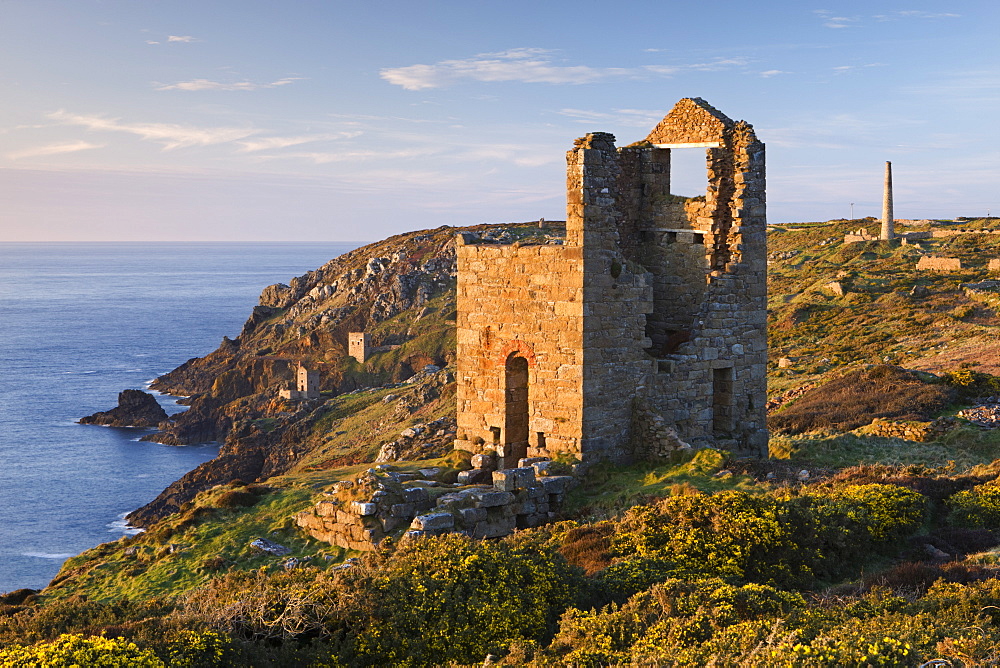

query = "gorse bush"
[
  {"left": 943, "top": 368, "right": 1000, "bottom": 399},
  {"left": 947, "top": 482, "right": 1000, "bottom": 528},
  {"left": 610, "top": 484, "right": 927, "bottom": 590},
  {"left": 181, "top": 532, "right": 580, "bottom": 666},
  {"left": 357, "top": 533, "right": 581, "bottom": 665},
  {"left": 0, "top": 634, "right": 164, "bottom": 667}
]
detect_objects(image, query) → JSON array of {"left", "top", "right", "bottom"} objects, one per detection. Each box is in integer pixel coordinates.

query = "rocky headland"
[
  {"left": 120, "top": 224, "right": 489, "bottom": 526},
  {"left": 78, "top": 389, "right": 168, "bottom": 428}
]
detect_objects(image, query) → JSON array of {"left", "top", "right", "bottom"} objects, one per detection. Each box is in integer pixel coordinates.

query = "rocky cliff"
[{"left": 125, "top": 223, "right": 528, "bottom": 527}]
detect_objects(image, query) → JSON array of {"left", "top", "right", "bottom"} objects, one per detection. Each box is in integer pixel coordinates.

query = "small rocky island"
[{"left": 79, "top": 389, "right": 168, "bottom": 428}]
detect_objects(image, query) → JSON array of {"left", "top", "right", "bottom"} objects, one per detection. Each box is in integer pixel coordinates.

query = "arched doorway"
[{"left": 503, "top": 354, "right": 529, "bottom": 467}]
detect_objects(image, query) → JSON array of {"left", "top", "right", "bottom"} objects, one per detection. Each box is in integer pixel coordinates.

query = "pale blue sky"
[{"left": 1, "top": 0, "right": 997, "bottom": 241}]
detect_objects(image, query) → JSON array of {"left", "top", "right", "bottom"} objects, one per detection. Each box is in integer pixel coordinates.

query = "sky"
[{"left": 1, "top": 0, "right": 998, "bottom": 242}]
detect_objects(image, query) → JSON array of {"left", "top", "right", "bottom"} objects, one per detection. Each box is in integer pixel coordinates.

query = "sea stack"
[{"left": 880, "top": 161, "right": 894, "bottom": 241}]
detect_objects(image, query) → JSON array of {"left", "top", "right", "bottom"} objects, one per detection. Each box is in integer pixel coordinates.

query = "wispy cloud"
[
  {"left": 7, "top": 141, "right": 104, "bottom": 160},
  {"left": 46, "top": 110, "right": 257, "bottom": 150},
  {"left": 381, "top": 48, "right": 748, "bottom": 90},
  {"left": 832, "top": 63, "right": 884, "bottom": 75},
  {"left": 167, "top": 35, "right": 196, "bottom": 43},
  {"left": 899, "top": 70, "right": 1000, "bottom": 104},
  {"left": 644, "top": 57, "right": 748, "bottom": 75},
  {"left": 155, "top": 77, "right": 304, "bottom": 91},
  {"left": 816, "top": 8, "right": 960, "bottom": 28},
  {"left": 255, "top": 147, "right": 440, "bottom": 165},
  {"left": 814, "top": 10, "right": 860, "bottom": 29},
  {"left": 237, "top": 132, "right": 362, "bottom": 152},
  {"left": 759, "top": 69, "right": 788, "bottom": 78},
  {"left": 556, "top": 108, "right": 666, "bottom": 128},
  {"left": 380, "top": 48, "right": 626, "bottom": 90},
  {"left": 875, "top": 10, "right": 961, "bottom": 21}
]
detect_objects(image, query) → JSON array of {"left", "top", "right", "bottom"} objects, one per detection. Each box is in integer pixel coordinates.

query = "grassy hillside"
[{"left": 9, "top": 219, "right": 1000, "bottom": 666}]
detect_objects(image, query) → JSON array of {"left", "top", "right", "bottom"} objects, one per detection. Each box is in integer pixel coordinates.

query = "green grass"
[
  {"left": 770, "top": 428, "right": 1000, "bottom": 471},
  {"left": 563, "top": 449, "right": 763, "bottom": 519},
  {"left": 45, "top": 486, "right": 338, "bottom": 602}
]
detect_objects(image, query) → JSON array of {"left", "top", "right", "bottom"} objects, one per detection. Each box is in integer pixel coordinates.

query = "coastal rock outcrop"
[{"left": 79, "top": 390, "right": 167, "bottom": 428}]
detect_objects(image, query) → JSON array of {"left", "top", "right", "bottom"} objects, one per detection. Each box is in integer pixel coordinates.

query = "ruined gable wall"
[
  {"left": 454, "top": 241, "right": 584, "bottom": 462},
  {"left": 646, "top": 120, "right": 768, "bottom": 454}
]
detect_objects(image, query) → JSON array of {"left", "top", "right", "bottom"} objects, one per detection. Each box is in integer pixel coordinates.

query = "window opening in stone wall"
[
  {"left": 668, "top": 147, "right": 709, "bottom": 200},
  {"left": 536, "top": 432, "right": 546, "bottom": 450},
  {"left": 712, "top": 367, "right": 733, "bottom": 436},
  {"left": 503, "top": 355, "right": 530, "bottom": 465}
]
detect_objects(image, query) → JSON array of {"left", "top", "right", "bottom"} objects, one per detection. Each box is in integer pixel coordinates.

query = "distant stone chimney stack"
[{"left": 880, "top": 161, "right": 894, "bottom": 241}]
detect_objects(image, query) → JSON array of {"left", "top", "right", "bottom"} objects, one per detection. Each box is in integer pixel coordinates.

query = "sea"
[{"left": 0, "top": 242, "right": 361, "bottom": 593}]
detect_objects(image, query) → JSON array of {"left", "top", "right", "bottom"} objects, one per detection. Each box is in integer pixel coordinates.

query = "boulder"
[
  {"left": 249, "top": 538, "right": 292, "bottom": 556},
  {"left": 79, "top": 389, "right": 168, "bottom": 428}
]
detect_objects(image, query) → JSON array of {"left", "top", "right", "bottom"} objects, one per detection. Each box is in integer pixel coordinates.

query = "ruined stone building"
[
  {"left": 279, "top": 363, "right": 321, "bottom": 400},
  {"left": 454, "top": 98, "right": 768, "bottom": 466},
  {"left": 348, "top": 332, "right": 370, "bottom": 363}
]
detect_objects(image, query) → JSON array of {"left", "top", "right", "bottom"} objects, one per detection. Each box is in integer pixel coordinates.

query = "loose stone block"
[
  {"left": 474, "top": 490, "right": 515, "bottom": 508},
  {"left": 460, "top": 507, "right": 488, "bottom": 525},
  {"left": 403, "top": 487, "right": 430, "bottom": 504},
  {"left": 457, "top": 469, "right": 492, "bottom": 485},
  {"left": 411, "top": 513, "right": 455, "bottom": 531},
  {"left": 390, "top": 503, "right": 416, "bottom": 518},
  {"left": 351, "top": 502, "right": 377, "bottom": 517},
  {"left": 540, "top": 476, "right": 574, "bottom": 495},
  {"left": 493, "top": 467, "right": 536, "bottom": 491}
]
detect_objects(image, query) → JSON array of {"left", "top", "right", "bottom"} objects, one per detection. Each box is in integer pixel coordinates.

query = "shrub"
[
  {"left": 943, "top": 368, "right": 1000, "bottom": 399},
  {"left": 213, "top": 490, "right": 259, "bottom": 510},
  {"left": 357, "top": 533, "right": 582, "bottom": 665},
  {"left": 0, "top": 634, "right": 164, "bottom": 667},
  {"left": 947, "top": 483, "right": 1000, "bottom": 528},
  {"left": 549, "top": 578, "right": 803, "bottom": 665},
  {"left": 611, "top": 485, "right": 927, "bottom": 589}
]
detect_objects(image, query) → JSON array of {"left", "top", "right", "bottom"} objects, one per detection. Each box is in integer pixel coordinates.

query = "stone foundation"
[
  {"left": 295, "top": 460, "right": 574, "bottom": 551},
  {"left": 916, "top": 256, "right": 963, "bottom": 271}
]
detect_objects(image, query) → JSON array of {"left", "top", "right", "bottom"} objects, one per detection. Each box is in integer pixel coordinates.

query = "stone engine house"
[{"left": 454, "top": 98, "right": 768, "bottom": 465}]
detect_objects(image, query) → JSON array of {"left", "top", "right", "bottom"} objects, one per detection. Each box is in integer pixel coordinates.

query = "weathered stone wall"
[
  {"left": 569, "top": 133, "right": 657, "bottom": 461},
  {"left": 917, "top": 256, "right": 963, "bottom": 271},
  {"left": 454, "top": 98, "right": 768, "bottom": 461},
  {"left": 454, "top": 240, "right": 584, "bottom": 465},
  {"left": 845, "top": 228, "right": 878, "bottom": 243}
]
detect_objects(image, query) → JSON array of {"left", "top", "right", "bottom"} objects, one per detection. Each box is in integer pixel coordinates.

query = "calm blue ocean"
[{"left": 0, "top": 242, "right": 361, "bottom": 592}]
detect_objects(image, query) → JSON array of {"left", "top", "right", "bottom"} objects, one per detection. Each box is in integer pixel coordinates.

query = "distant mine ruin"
[{"left": 279, "top": 363, "right": 321, "bottom": 400}]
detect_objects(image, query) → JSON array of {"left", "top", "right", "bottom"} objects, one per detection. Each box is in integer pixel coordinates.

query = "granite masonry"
[{"left": 453, "top": 98, "right": 768, "bottom": 466}]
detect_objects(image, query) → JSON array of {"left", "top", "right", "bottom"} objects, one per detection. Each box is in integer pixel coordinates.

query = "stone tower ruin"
[
  {"left": 454, "top": 98, "right": 768, "bottom": 465},
  {"left": 348, "top": 332, "right": 370, "bottom": 363}
]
